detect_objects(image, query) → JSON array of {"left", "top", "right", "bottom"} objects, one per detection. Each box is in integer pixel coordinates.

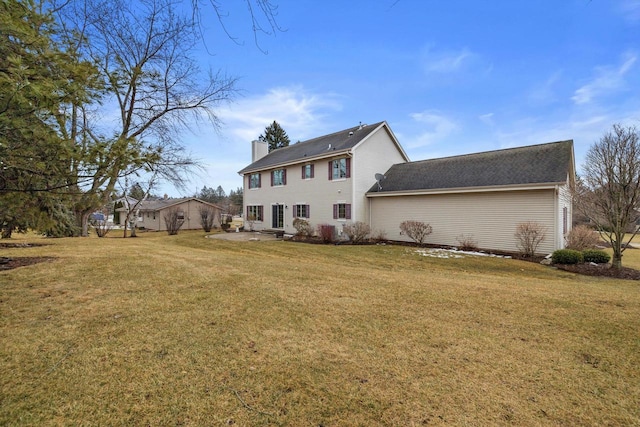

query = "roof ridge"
[{"left": 408, "top": 140, "right": 573, "bottom": 165}]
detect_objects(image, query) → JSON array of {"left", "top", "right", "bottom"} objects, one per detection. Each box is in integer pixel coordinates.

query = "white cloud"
[
  {"left": 219, "top": 85, "right": 343, "bottom": 142},
  {"left": 528, "top": 70, "right": 563, "bottom": 105},
  {"left": 405, "top": 110, "right": 459, "bottom": 149},
  {"left": 572, "top": 52, "right": 637, "bottom": 105},
  {"left": 479, "top": 113, "right": 495, "bottom": 126}
]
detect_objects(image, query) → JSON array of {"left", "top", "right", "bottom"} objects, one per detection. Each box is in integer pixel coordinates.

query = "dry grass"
[{"left": 1, "top": 231, "right": 639, "bottom": 426}]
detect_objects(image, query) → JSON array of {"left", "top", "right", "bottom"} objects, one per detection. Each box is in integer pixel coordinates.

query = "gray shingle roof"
[
  {"left": 368, "top": 140, "right": 573, "bottom": 194},
  {"left": 238, "top": 121, "right": 386, "bottom": 174}
]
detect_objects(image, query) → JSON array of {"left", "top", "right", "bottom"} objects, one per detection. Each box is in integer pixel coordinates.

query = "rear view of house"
[{"left": 239, "top": 121, "right": 574, "bottom": 255}]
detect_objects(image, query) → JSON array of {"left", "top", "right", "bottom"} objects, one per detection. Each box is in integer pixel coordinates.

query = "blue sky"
[{"left": 169, "top": 0, "right": 640, "bottom": 197}]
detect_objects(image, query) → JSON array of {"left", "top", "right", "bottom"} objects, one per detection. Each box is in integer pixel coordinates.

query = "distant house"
[
  {"left": 239, "top": 121, "right": 574, "bottom": 254},
  {"left": 116, "top": 197, "right": 222, "bottom": 231}
]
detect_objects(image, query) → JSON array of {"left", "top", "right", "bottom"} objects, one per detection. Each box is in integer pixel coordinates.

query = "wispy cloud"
[
  {"left": 618, "top": 0, "right": 640, "bottom": 21},
  {"left": 572, "top": 52, "right": 637, "bottom": 105},
  {"left": 405, "top": 110, "right": 459, "bottom": 149},
  {"left": 528, "top": 70, "right": 563, "bottom": 105},
  {"left": 219, "top": 85, "right": 344, "bottom": 142},
  {"left": 423, "top": 47, "right": 474, "bottom": 73}
]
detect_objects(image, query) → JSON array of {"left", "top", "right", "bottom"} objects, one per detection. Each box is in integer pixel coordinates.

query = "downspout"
[{"left": 554, "top": 185, "right": 560, "bottom": 251}]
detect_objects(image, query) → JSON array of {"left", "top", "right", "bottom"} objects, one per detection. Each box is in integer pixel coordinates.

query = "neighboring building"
[
  {"left": 238, "top": 121, "right": 409, "bottom": 236},
  {"left": 239, "top": 121, "right": 575, "bottom": 254},
  {"left": 116, "top": 197, "right": 222, "bottom": 231}
]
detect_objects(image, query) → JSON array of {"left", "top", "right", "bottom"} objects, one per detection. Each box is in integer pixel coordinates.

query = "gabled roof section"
[
  {"left": 238, "top": 121, "right": 392, "bottom": 174},
  {"left": 136, "top": 197, "right": 221, "bottom": 212},
  {"left": 368, "top": 140, "right": 574, "bottom": 194}
]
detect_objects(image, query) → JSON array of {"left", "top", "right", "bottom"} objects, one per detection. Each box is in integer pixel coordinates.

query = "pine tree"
[{"left": 259, "top": 121, "right": 291, "bottom": 152}]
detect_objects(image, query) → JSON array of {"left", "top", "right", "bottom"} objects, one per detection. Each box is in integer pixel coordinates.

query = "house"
[
  {"left": 239, "top": 121, "right": 574, "bottom": 254},
  {"left": 238, "top": 121, "right": 409, "bottom": 235},
  {"left": 367, "top": 140, "right": 575, "bottom": 254},
  {"left": 116, "top": 197, "right": 222, "bottom": 231}
]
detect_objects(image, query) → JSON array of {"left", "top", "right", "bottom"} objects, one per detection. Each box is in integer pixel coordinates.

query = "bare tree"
[
  {"left": 514, "top": 221, "right": 547, "bottom": 257},
  {"left": 574, "top": 124, "right": 640, "bottom": 269},
  {"left": 164, "top": 208, "right": 185, "bottom": 235},
  {"left": 199, "top": 205, "right": 218, "bottom": 232},
  {"left": 56, "top": 0, "right": 236, "bottom": 236}
]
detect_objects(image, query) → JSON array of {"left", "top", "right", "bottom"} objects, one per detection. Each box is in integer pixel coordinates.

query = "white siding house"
[
  {"left": 239, "top": 122, "right": 575, "bottom": 254},
  {"left": 238, "top": 122, "right": 408, "bottom": 236}
]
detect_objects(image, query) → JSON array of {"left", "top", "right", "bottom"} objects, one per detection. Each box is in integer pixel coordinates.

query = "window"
[
  {"left": 177, "top": 210, "right": 185, "bottom": 220},
  {"left": 302, "top": 164, "right": 314, "bottom": 179},
  {"left": 246, "top": 205, "right": 264, "bottom": 221},
  {"left": 271, "top": 169, "right": 286, "bottom": 186},
  {"left": 333, "top": 203, "right": 351, "bottom": 220},
  {"left": 293, "top": 204, "right": 310, "bottom": 218},
  {"left": 328, "top": 158, "right": 350, "bottom": 180},
  {"left": 249, "top": 173, "right": 261, "bottom": 189}
]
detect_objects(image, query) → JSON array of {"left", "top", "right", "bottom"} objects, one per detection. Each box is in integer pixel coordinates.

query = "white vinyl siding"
[{"left": 369, "top": 189, "right": 559, "bottom": 254}]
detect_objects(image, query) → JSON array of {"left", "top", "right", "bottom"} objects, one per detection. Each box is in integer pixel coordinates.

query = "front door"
[{"left": 272, "top": 204, "right": 284, "bottom": 229}]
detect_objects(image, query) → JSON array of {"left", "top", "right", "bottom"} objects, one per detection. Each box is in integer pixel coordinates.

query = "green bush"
[
  {"left": 582, "top": 249, "right": 611, "bottom": 264},
  {"left": 551, "top": 249, "right": 584, "bottom": 265}
]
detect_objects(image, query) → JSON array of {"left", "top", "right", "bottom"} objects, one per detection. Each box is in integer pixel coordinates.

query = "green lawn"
[{"left": 1, "top": 231, "right": 639, "bottom": 425}]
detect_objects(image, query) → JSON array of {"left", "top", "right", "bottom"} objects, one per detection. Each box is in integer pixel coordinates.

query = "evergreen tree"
[{"left": 259, "top": 121, "right": 291, "bottom": 152}]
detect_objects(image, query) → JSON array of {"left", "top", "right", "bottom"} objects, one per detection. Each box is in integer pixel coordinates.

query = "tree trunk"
[
  {"left": 612, "top": 253, "right": 623, "bottom": 269},
  {"left": 1, "top": 227, "right": 12, "bottom": 239},
  {"left": 75, "top": 210, "right": 91, "bottom": 237}
]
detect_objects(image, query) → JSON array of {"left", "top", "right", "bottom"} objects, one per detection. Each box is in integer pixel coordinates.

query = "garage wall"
[{"left": 369, "top": 189, "right": 559, "bottom": 254}]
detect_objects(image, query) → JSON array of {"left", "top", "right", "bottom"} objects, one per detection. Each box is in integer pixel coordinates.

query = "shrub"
[
  {"left": 317, "top": 224, "right": 335, "bottom": 243},
  {"left": 198, "top": 206, "right": 218, "bottom": 233},
  {"left": 293, "top": 218, "right": 313, "bottom": 237},
  {"left": 399, "top": 220, "right": 432, "bottom": 244},
  {"left": 565, "top": 225, "right": 600, "bottom": 250},
  {"left": 456, "top": 234, "right": 478, "bottom": 251},
  {"left": 582, "top": 249, "right": 611, "bottom": 264},
  {"left": 90, "top": 219, "right": 112, "bottom": 238},
  {"left": 371, "top": 229, "right": 387, "bottom": 243},
  {"left": 552, "top": 249, "right": 584, "bottom": 265},
  {"left": 342, "top": 221, "right": 371, "bottom": 243},
  {"left": 163, "top": 208, "right": 185, "bottom": 235},
  {"left": 515, "top": 221, "right": 547, "bottom": 257}
]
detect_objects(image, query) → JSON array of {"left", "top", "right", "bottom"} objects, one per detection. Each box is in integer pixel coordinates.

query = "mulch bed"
[
  {"left": 0, "top": 256, "right": 55, "bottom": 271},
  {"left": 554, "top": 263, "right": 640, "bottom": 280}
]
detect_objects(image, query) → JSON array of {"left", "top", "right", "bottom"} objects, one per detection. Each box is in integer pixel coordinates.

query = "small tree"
[
  {"left": 199, "top": 206, "right": 218, "bottom": 232},
  {"left": 164, "top": 208, "right": 185, "bottom": 235},
  {"left": 514, "top": 221, "right": 547, "bottom": 257},
  {"left": 456, "top": 234, "right": 478, "bottom": 251},
  {"left": 259, "top": 121, "right": 291, "bottom": 152},
  {"left": 573, "top": 124, "right": 640, "bottom": 269},
  {"left": 317, "top": 224, "right": 335, "bottom": 243},
  {"left": 399, "top": 220, "right": 432, "bottom": 244},
  {"left": 342, "top": 221, "right": 371, "bottom": 243}
]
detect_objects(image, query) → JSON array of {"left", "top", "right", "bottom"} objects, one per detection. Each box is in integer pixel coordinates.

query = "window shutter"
[
  {"left": 257, "top": 173, "right": 261, "bottom": 188},
  {"left": 301, "top": 165, "right": 305, "bottom": 179},
  {"left": 306, "top": 205, "right": 310, "bottom": 218},
  {"left": 246, "top": 206, "right": 250, "bottom": 218},
  {"left": 333, "top": 204, "right": 338, "bottom": 219},
  {"left": 346, "top": 204, "right": 351, "bottom": 219},
  {"left": 283, "top": 169, "right": 287, "bottom": 185},
  {"left": 328, "top": 161, "right": 333, "bottom": 180},
  {"left": 310, "top": 164, "right": 314, "bottom": 178},
  {"left": 293, "top": 205, "right": 297, "bottom": 218},
  {"left": 270, "top": 171, "right": 274, "bottom": 186},
  {"left": 258, "top": 206, "right": 263, "bottom": 221},
  {"left": 345, "top": 158, "right": 351, "bottom": 178}
]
